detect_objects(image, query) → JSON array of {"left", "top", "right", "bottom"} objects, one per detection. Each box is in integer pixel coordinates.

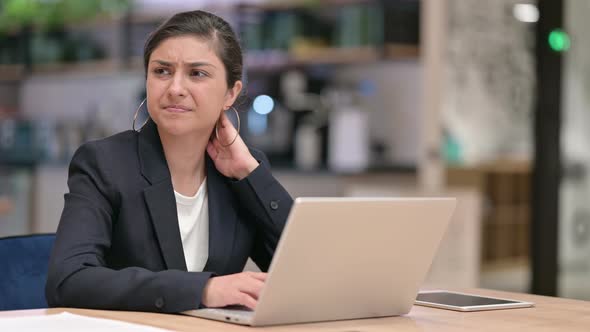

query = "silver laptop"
[{"left": 183, "top": 197, "right": 456, "bottom": 326}]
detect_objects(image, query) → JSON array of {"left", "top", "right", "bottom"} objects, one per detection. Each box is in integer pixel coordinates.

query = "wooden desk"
[{"left": 1, "top": 289, "right": 588, "bottom": 331}]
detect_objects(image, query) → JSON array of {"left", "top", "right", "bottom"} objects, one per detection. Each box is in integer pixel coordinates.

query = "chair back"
[{"left": 0, "top": 234, "right": 55, "bottom": 310}]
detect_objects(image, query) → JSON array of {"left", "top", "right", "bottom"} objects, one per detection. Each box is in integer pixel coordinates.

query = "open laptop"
[{"left": 183, "top": 197, "right": 456, "bottom": 326}]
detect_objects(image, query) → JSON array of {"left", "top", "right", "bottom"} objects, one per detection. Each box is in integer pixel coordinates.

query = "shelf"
[
  {"left": 0, "top": 14, "right": 125, "bottom": 36},
  {"left": 244, "top": 51, "right": 287, "bottom": 72},
  {"left": 385, "top": 44, "right": 420, "bottom": 59},
  {"left": 245, "top": 47, "right": 379, "bottom": 72},
  {"left": 30, "top": 59, "right": 121, "bottom": 76},
  {"left": 2, "top": 44, "right": 418, "bottom": 78},
  {"left": 128, "top": 0, "right": 373, "bottom": 24},
  {"left": 1, "top": 60, "right": 135, "bottom": 79},
  {"left": 291, "top": 46, "right": 379, "bottom": 64},
  {"left": 62, "top": 14, "right": 126, "bottom": 29},
  {"left": 245, "top": 45, "right": 418, "bottom": 71},
  {"left": 129, "top": 3, "right": 227, "bottom": 25},
  {"left": 128, "top": 13, "right": 167, "bottom": 25},
  {"left": 238, "top": 0, "right": 374, "bottom": 11},
  {"left": 0, "top": 64, "right": 25, "bottom": 82},
  {"left": 447, "top": 159, "right": 531, "bottom": 174}
]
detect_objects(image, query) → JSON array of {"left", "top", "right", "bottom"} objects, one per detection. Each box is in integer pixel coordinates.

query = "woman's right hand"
[{"left": 201, "top": 272, "right": 267, "bottom": 310}]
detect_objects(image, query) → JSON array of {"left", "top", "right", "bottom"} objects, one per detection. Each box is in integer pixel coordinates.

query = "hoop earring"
[
  {"left": 215, "top": 106, "right": 240, "bottom": 147},
  {"left": 132, "top": 98, "right": 150, "bottom": 132}
]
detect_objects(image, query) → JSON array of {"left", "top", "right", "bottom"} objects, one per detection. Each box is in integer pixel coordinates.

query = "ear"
[{"left": 224, "top": 80, "right": 243, "bottom": 108}]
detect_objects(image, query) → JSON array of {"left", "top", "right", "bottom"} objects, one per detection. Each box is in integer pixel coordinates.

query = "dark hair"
[{"left": 143, "top": 10, "right": 243, "bottom": 89}]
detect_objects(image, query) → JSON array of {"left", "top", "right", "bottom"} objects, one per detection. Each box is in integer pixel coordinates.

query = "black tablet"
[{"left": 415, "top": 290, "right": 535, "bottom": 312}]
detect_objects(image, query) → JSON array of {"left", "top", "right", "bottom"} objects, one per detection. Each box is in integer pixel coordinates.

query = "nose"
[{"left": 167, "top": 72, "right": 187, "bottom": 98}]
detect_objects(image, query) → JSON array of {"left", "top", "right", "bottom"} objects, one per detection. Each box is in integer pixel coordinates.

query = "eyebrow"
[{"left": 151, "top": 60, "right": 216, "bottom": 68}]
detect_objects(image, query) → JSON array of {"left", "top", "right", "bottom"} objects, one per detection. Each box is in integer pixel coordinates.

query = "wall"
[
  {"left": 560, "top": 0, "right": 590, "bottom": 300},
  {"left": 443, "top": 0, "right": 536, "bottom": 164}
]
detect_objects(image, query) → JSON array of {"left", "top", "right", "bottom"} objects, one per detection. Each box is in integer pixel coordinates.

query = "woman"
[{"left": 45, "top": 10, "right": 293, "bottom": 313}]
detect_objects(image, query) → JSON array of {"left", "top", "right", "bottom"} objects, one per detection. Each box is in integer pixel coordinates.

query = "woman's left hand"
[{"left": 207, "top": 110, "right": 259, "bottom": 180}]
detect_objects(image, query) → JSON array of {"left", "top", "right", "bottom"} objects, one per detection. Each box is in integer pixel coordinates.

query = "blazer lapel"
[
  {"left": 203, "top": 155, "right": 237, "bottom": 274},
  {"left": 138, "top": 121, "right": 187, "bottom": 271}
]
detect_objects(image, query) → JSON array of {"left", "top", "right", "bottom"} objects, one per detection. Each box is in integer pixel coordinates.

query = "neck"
[{"left": 159, "top": 131, "right": 209, "bottom": 196}]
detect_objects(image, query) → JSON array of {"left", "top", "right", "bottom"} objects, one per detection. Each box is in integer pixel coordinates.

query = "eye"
[
  {"left": 153, "top": 67, "right": 171, "bottom": 76},
  {"left": 190, "top": 70, "right": 208, "bottom": 78}
]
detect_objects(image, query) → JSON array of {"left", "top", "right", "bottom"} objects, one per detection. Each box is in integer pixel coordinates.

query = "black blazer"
[{"left": 45, "top": 121, "right": 293, "bottom": 313}]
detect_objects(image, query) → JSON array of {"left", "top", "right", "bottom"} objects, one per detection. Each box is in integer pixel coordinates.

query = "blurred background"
[{"left": 0, "top": 0, "right": 588, "bottom": 301}]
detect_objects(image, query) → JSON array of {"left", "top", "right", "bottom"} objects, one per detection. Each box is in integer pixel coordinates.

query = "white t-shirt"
[{"left": 174, "top": 179, "right": 209, "bottom": 272}]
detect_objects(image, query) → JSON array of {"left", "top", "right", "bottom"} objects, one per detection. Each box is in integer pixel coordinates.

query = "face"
[{"left": 146, "top": 35, "right": 242, "bottom": 137}]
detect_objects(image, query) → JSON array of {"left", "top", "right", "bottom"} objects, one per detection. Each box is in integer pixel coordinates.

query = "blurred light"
[
  {"left": 252, "top": 95, "right": 274, "bottom": 115},
  {"left": 248, "top": 108, "right": 268, "bottom": 135},
  {"left": 548, "top": 29, "right": 571, "bottom": 52},
  {"left": 513, "top": 4, "right": 539, "bottom": 23}
]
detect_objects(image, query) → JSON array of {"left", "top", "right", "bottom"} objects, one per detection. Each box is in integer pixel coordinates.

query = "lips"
[{"left": 164, "top": 104, "right": 192, "bottom": 113}]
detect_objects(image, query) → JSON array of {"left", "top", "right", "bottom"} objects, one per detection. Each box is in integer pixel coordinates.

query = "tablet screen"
[{"left": 416, "top": 291, "right": 521, "bottom": 307}]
